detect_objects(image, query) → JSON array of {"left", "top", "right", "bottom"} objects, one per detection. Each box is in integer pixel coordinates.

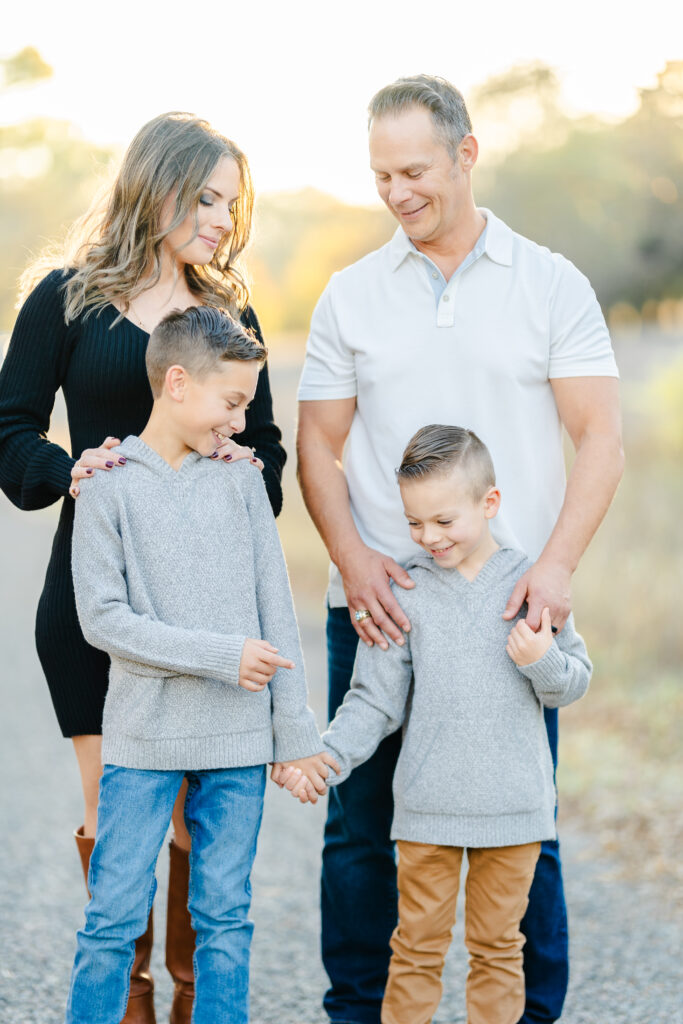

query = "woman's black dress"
[{"left": 0, "top": 270, "right": 287, "bottom": 736}]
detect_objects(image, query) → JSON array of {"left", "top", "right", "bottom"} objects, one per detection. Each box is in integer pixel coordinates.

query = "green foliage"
[
  {"left": 476, "top": 62, "right": 683, "bottom": 310},
  {"left": 645, "top": 354, "right": 683, "bottom": 457}
]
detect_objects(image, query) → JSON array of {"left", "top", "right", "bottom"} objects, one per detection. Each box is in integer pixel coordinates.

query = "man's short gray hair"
[{"left": 368, "top": 75, "right": 472, "bottom": 160}]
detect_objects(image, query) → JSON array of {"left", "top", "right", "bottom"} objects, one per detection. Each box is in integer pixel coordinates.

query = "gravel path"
[{"left": 1, "top": 501, "right": 681, "bottom": 1024}]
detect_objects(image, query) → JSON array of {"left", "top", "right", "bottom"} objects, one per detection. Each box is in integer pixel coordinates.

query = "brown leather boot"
[
  {"left": 166, "top": 840, "right": 196, "bottom": 1024},
  {"left": 74, "top": 827, "right": 157, "bottom": 1024}
]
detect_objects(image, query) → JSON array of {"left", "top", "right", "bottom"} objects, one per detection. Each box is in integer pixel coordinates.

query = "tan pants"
[{"left": 381, "top": 840, "right": 541, "bottom": 1024}]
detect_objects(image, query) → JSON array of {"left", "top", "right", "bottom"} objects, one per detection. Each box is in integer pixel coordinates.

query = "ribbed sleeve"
[
  {"left": 519, "top": 613, "right": 592, "bottom": 708},
  {"left": 235, "top": 305, "right": 287, "bottom": 517},
  {"left": 0, "top": 270, "right": 75, "bottom": 509}
]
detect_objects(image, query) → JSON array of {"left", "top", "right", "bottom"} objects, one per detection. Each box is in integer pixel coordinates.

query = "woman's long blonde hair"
[{"left": 19, "top": 112, "right": 254, "bottom": 321}]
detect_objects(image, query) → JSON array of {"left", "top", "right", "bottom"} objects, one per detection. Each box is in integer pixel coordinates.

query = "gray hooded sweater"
[
  {"left": 71, "top": 436, "right": 322, "bottom": 770},
  {"left": 322, "top": 547, "right": 591, "bottom": 848}
]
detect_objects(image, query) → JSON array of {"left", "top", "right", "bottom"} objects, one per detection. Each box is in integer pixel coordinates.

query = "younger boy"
[
  {"left": 284, "top": 424, "right": 592, "bottom": 1024},
  {"left": 67, "top": 306, "right": 334, "bottom": 1024}
]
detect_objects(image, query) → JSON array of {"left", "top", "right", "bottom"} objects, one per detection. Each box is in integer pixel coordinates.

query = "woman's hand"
[
  {"left": 210, "top": 436, "right": 263, "bottom": 472},
  {"left": 70, "top": 437, "right": 124, "bottom": 498}
]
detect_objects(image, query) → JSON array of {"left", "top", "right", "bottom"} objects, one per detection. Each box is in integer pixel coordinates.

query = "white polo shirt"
[{"left": 298, "top": 209, "right": 619, "bottom": 607}]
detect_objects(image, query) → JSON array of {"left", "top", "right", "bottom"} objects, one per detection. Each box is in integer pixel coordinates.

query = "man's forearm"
[
  {"left": 540, "top": 431, "right": 624, "bottom": 573},
  {"left": 296, "top": 435, "right": 364, "bottom": 569}
]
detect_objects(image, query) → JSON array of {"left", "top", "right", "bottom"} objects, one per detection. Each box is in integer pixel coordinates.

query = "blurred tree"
[
  {"left": 0, "top": 48, "right": 116, "bottom": 330},
  {"left": 1, "top": 46, "right": 52, "bottom": 88},
  {"left": 249, "top": 189, "right": 394, "bottom": 334},
  {"left": 476, "top": 61, "right": 683, "bottom": 312}
]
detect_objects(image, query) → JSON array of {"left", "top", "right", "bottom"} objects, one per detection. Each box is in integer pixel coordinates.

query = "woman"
[{"left": 0, "top": 112, "right": 286, "bottom": 1024}]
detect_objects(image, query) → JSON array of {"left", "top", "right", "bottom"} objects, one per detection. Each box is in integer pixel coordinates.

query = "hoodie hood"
[
  {"left": 116, "top": 435, "right": 204, "bottom": 476},
  {"left": 404, "top": 546, "right": 529, "bottom": 589}
]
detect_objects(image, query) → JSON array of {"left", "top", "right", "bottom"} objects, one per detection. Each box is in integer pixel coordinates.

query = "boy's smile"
[
  {"left": 180, "top": 361, "right": 260, "bottom": 458},
  {"left": 399, "top": 468, "right": 501, "bottom": 580},
  {"left": 140, "top": 359, "right": 260, "bottom": 471}
]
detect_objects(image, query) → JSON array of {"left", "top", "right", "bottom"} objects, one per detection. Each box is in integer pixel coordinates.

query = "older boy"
[
  {"left": 285, "top": 425, "right": 591, "bottom": 1024},
  {"left": 66, "top": 307, "right": 333, "bottom": 1024}
]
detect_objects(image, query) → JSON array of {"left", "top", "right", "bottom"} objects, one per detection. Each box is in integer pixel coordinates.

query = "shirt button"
[
  {"left": 432, "top": 271, "right": 438, "bottom": 279},
  {"left": 442, "top": 294, "right": 450, "bottom": 302}
]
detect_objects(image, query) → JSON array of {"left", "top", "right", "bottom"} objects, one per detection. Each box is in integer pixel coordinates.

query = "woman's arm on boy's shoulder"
[
  {"left": 508, "top": 607, "right": 592, "bottom": 708},
  {"left": 72, "top": 476, "right": 247, "bottom": 684},
  {"left": 322, "top": 628, "right": 414, "bottom": 785},
  {"left": 241, "top": 464, "right": 323, "bottom": 762}
]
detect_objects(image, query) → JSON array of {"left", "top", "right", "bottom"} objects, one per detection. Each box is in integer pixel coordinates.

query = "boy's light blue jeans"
[{"left": 65, "top": 762, "right": 266, "bottom": 1024}]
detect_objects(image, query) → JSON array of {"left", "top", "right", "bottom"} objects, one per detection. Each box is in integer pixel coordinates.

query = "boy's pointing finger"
[{"left": 260, "top": 651, "right": 295, "bottom": 670}]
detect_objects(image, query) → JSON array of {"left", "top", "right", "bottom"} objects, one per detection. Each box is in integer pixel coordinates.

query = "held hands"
[
  {"left": 70, "top": 437, "right": 124, "bottom": 497},
  {"left": 270, "top": 753, "right": 341, "bottom": 804},
  {"left": 238, "top": 639, "right": 294, "bottom": 692},
  {"left": 507, "top": 607, "right": 554, "bottom": 667},
  {"left": 210, "top": 436, "right": 263, "bottom": 471},
  {"left": 502, "top": 558, "right": 572, "bottom": 632},
  {"left": 340, "top": 543, "right": 414, "bottom": 651}
]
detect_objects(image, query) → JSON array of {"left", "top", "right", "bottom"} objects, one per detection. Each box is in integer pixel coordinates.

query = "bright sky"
[{"left": 3, "top": 0, "right": 680, "bottom": 203}]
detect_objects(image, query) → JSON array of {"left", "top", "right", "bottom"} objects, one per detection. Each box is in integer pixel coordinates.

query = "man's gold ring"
[{"left": 354, "top": 609, "right": 372, "bottom": 623}]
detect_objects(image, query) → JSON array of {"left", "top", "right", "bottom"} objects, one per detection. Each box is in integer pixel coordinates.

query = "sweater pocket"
[{"left": 399, "top": 720, "right": 545, "bottom": 817}]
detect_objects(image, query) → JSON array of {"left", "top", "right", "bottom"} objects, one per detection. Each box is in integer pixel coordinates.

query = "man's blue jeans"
[
  {"left": 321, "top": 606, "right": 569, "bottom": 1024},
  {"left": 65, "top": 762, "right": 265, "bottom": 1024}
]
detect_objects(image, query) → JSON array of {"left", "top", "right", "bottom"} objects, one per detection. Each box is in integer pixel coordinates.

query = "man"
[{"left": 297, "top": 75, "right": 623, "bottom": 1024}]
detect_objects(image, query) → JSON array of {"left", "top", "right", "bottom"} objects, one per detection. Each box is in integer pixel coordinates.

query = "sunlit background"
[{"left": 1, "top": 2, "right": 682, "bottom": 895}]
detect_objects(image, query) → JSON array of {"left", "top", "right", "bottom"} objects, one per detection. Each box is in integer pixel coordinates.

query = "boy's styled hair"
[
  {"left": 146, "top": 306, "right": 266, "bottom": 397},
  {"left": 397, "top": 425, "right": 496, "bottom": 500}
]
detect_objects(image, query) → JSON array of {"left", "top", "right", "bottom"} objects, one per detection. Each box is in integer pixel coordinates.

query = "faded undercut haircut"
[
  {"left": 397, "top": 425, "right": 496, "bottom": 500},
  {"left": 368, "top": 75, "right": 472, "bottom": 160},
  {"left": 146, "top": 306, "right": 266, "bottom": 398}
]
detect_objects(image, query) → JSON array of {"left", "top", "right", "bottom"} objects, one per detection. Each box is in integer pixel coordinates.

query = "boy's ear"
[
  {"left": 165, "top": 365, "right": 188, "bottom": 402},
  {"left": 483, "top": 486, "right": 501, "bottom": 518}
]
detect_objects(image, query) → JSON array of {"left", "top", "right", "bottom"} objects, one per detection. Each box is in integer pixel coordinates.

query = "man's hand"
[
  {"left": 339, "top": 544, "right": 414, "bottom": 651},
  {"left": 238, "top": 639, "right": 294, "bottom": 692},
  {"left": 507, "top": 607, "right": 554, "bottom": 666},
  {"left": 271, "top": 752, "right": 341, "bottom": 804},
  {"left": 502, "top": 558, "right": 572, "bottom": 632}
]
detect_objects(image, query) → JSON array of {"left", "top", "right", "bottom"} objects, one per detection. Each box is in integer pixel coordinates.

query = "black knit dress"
[{"left": 0, "top": 269, "right": 287, "bottom": 737}]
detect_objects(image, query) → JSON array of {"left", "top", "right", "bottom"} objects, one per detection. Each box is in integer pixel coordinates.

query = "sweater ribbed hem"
[
  {"left": 391, "top": 805, "right": 557, "bottom": 848},
  {"left": 102, "top": 726, "right": 273, "bottom": 770},
  {"left": 272, "top": 714, "right": 325, "bottom": 762}
]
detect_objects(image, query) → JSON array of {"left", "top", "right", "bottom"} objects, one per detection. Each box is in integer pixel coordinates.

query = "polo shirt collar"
[{"left": 388, "top": 206, "right": 513, "bottom": 271}]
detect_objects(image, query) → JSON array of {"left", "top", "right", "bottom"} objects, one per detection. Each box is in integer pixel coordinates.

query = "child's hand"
[
  {"left": 238, "top": 639, "right": 294, "bottom": 692},
  {"left": 507, "top": 606, "right": 553, "bottom": 667},
  {"left": 275, "top": 753, "right": 341, "bottom": 804}
]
